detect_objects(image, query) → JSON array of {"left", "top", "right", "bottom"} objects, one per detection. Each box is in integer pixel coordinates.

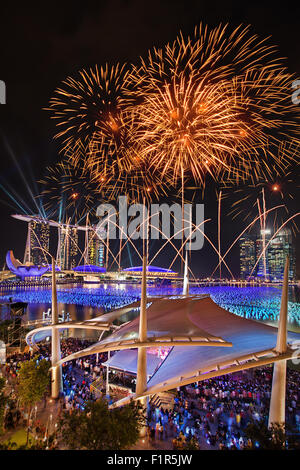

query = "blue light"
[
  {"left": 6, "top": 250, "right": 49, "bottom": 278},
  {"left": 1, "top": 284, "right": 299, "bottom": 325},
  {"left": 73, "top": 264, "right": 106, "bottom": 273},
  {"left": 123, "top": 265, "right": 176, "bottom": 273}
]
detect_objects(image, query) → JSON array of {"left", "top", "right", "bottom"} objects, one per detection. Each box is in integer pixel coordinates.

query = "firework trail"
[
  {"left": 222, "top": 148, "right": 300, "bottom": 236},
  {"left": 39, "top": 160, "right": 108, "bottom": 223}
]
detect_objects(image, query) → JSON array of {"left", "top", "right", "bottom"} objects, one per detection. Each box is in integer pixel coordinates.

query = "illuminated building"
[
  {"left": 87, "top": 228, "right": 105, "bottom": 267},
  {"left": 24, "top": 218, "right": 50, "bottom": 265},
  {"left": 239, "top": 234, "right": 256, "bottom": 279},
  {"left": 267, "top": 228, "right": 296, "bottom": 281},
  {"left": 256, "top": 229, "right": 271, "bottom": 279},
  {"left": 122, "top": 265, "right": 177, "bottom": 279},
  {"left": 12, "top": 214, "right": 91, "bottom": 272},
  {"left": 6, "top": 250, "right": 49, "bottom": 278},
  {"left": 58, "top": 225, "right": 79, "bottom": 270},
  {"left": 239, "top": 228, "right": 296, "bottom": 281}
]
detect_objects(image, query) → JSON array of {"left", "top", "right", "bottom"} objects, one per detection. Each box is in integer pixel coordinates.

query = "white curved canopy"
[{"left": 44, "top": 296, "right": 299, "bottom": 392}]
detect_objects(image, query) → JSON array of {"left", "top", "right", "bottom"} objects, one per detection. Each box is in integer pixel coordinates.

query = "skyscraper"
[
  {"left": 87, "top": 228, "right": 105, "bottom": 267},
  {"left": 239, "top": 227, "right": 296, "bottom": 281},
  {"left": 58, "top": 225, "right": 79, "bottom": 270},
  {"left": 256, "top": 229, "right": 271, "bottom": 279},
  {"left": 239, "top": 233, "right": 256, "bottom": 279},
  {"left": 267, "top": 228, "right": 296, "bottom": 281},
  {"left": 24, "top": 219, "right": 50, "bottom": 266}
]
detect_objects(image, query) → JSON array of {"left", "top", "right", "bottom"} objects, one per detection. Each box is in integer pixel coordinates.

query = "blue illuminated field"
[{"left": 1, "top": 284, "right": 299, "bottom": 327}]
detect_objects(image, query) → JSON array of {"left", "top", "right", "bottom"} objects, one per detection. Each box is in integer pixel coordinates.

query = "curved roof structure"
[
  {"left": 6, "top": 250, "right": 49, "bottom": 278},
  {"left": 73, "top": 264, "right": 106, "bottom": 273},
  {"left": 105, "top": 349, "right": 161, "bottom": 377},
  {"left": 44, "top": 295, "right": 300, "bottom": 400},
  {"left": 123, "top": 266, "right": 176, "bottom": 274},
  {"left": 144, "top": 296, "right": 300, "bottom": 394},
  {"left": 46, "top": 264, "right": 61, "bottom": 272}
]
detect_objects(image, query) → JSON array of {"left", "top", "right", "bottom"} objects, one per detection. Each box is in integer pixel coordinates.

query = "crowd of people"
[
  {"left": 1, "top": 337, "right": 137, "bottom": 413},
  {"left": 108, "top": 370, "right": 136, "bottom": 391},
  {"left": 1, "top": 336, "right": 300, "bottom": 450},
  {"left": 146, "top": 367, "right": 300, "bottom": 449}
]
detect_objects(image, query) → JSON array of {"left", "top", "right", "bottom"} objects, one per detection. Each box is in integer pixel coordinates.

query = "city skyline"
[
  {"left": 4, "top": 210, "right": 300, "bottom": 282},
  {"left": 240, "top": 228, "right": 296, "bottom": 281}
]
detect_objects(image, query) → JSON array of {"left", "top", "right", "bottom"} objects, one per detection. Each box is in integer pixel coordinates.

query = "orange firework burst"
[
  {"left": 39, "top": 160, "right": 110, "bottom": 221},
  {"left": 47, "top": 23, "right": 300, "bottom": 197},
  {"left": 131, "top": 75, "right": 252, "bottom": 184},
  {"left": 91, "top": 154, "right": 169, "bottom": 204},
  {"left": 47, "top": 63, "right": 137, "bottom": 172},
  {"left": 129, "top": 23, "right": 300, "bottom": 186}
]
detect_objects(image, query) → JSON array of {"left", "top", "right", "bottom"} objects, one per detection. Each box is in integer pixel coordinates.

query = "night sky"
[{"left": 0, "top": 1, "right": 299, "bottom": 277}]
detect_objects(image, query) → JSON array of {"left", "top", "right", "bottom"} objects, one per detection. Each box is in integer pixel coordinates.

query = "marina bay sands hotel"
[{"left": 12, "top": 214, "right": 105, "bottom": 271}]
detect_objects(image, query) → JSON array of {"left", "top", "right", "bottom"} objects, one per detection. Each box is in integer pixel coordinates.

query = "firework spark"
[
  {"left": 222, "top": 156, "right": 300, "bottom": 235},
  {"left": 47, "top": 63, "right": 138, "bottom": 172},
  {"left": 129, "top": 23, "right": 300, "bottom": 186},
  {"left": 47, "top": 23, "right": 300, "bottom": 203},
  {"left": 39, "top": 160, "right": 108, "bottom": 222},
  {"left": 94, "top": 158, "right": 169, "bottom": 204}
]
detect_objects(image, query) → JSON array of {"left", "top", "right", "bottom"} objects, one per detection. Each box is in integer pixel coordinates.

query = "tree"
[
  {"left": 244, "top": 419, "right": 287, "bottom": 450},
  {"left": 17, "top": 358, "right": 51, "bottom": 445},
  {"left": 58, "top": 398, "right": 145, "bottom": 450},
  {"left": 182, "top": 436, "right": 200, "bottom": 450},
  {"left": 0, "top": 439, "right": 17, "bottom": 450},
  {"left": 0, "top": 377, "right": 9, "bottom": 435}
]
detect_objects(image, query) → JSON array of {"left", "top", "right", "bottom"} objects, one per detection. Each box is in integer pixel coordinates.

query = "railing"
[
  {"left": 0, "top": 278, "right": 83, "bottom": 290},
  {"left": 24, "top": 314, "right": 72, "bottom": 327},
  {"left": 90, "top": 376, "right": 105, "bottom": 397}
]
